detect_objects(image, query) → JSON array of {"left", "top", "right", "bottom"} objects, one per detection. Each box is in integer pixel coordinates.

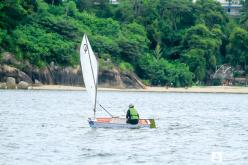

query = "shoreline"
[{"left": 29, "top": 85, "right": 248, "bottom": 94}]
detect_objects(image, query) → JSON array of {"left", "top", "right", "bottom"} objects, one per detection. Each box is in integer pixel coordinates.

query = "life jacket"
[{"left": 129, "top": 107, "right": 139, "bottom": 120}]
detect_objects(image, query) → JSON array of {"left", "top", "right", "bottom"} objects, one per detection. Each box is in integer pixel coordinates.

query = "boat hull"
[{"left": 88, "top": 117, "right": 156, "bottom": 129}]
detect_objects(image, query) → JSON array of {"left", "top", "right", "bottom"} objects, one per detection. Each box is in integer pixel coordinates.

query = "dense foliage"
[{"left": 0, "top": 0, "right": 248, "bottom": 86}]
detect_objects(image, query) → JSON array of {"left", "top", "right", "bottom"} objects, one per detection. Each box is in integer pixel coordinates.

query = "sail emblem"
[{"left": 83, "top": 44, "right": 88, "bottom": 54}]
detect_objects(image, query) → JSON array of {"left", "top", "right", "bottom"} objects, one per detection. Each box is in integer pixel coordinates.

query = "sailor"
[{"left": 126, "top": 104, "right": 139, "bottom": 124}]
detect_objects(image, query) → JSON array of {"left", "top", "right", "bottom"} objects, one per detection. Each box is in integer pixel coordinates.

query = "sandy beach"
[{"left": 31, "top": 85, "right": 248, "bottom": 94}]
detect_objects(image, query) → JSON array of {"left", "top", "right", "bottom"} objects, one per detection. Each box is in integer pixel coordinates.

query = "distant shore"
[{"left": 30, "top": 85, "right": 248, "bottom": 94}]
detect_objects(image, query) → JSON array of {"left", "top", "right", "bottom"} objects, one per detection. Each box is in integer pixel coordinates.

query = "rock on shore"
[
  {"left": 6, "top": 77, "right": 16, "bottom": 89},
  {"left": 0, "top": 82, "right": 7, "bottom": 89},
  {"left": 17, "top": 81, "right": 29, "bottom": 89}
]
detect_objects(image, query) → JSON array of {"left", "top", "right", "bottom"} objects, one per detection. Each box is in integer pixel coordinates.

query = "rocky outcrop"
[
  {"left": 0, "top": 53, "right": 145, "bottom": 89},
  {"left": 120, "top": 72, "right": 145, "bottom": 88},
  {"left": 6, "top": 77, "right": 16, "bottom": 89},
  {"left": 98, "top": 69, "right": 145, "bottom": 88},
  {"left": 98, "top": 69, "right": 123, "bottom": 88},
  {"left": 1, "top": 52, "right": 21, "bottom": 66},
  {"left": 0, "top": 64, "right": 144, "bottom": 88},
  {"left": 0, "top": 64, "right": 32, "bottom": 83},
  {"left": 23, "top": 65, "right": 83, "bottom": 86}
]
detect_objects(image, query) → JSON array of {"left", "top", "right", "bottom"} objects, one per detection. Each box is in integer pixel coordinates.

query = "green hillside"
[{"left": 0, "top": 0, "right": 248, "bottom": 87}]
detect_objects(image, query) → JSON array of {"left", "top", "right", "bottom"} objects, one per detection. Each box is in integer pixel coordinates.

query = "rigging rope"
[{"left": 97, "top": 102, "right": 114, "bottom": 117}]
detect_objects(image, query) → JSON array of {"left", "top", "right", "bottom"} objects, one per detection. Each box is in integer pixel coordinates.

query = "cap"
[{"left": 129, "top": 104, "right": 134, "bottom": 108}]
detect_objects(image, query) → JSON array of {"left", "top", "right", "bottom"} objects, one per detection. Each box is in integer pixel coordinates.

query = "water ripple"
[{"left": 0, "top": 90, "right": 247, "bottom": 165}]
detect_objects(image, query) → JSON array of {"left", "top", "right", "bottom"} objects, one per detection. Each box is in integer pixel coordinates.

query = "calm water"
[{"left": 0, "top": 90, "right": 248, "bottom": 165}]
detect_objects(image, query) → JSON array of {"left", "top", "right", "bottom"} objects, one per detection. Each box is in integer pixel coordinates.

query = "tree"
[
  {"left": 138, "top": 53, "right": 192, "bottom": 86},
  {"left": 44, "top": 0, "right": 63, "bottom": 6},
  {"left": 0, "top": 28, "right": 7, "bottom": 45},
  {"left": 12, "top": 25, "right": 76, "bottom": 66},
  {"left": 181, "top": 49, "right": 206, "bottom": 82},
  {"left": 2, "top": 0, "right": 247, "bottom": 87},
  {"left": 194, "top": 0, "right": 228, "bottom": 29},
  {"left": 0, "top": 1, "right": 27, "bottom": 30},
  {"left": 240, "top": 0, "right": 248, "bottom": 30},
  {"left": 158, "top": 0, "right": 195, "bottom": 31},
  {"left": 113, "top": 0, "right": 135, "bottom": 22},
  {"left": 118, "top": 22, "right": 149, "bottom": 66},
  {"left": 76, "top": 0, "right": 94, "bottom": 11},
  {"left": 154, "top": 43, "right": 162, "bottom": 60},
  {"left": 182, "top": 24, "right": 222, "bottom": 81},
  {"left": 91, "top": 35, "right": 120, "bottom": 56},
  {"left": 227, "top": 27, "right": 248, "bottom": 73},
  {"left": 65, "top": 1, "right": 78, "bottom": 17},
  {"left": 94, "top": 0, "right": 113, "bottom": 18}
]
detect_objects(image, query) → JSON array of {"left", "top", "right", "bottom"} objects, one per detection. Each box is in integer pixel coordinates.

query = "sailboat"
[{"left": 80, "top": 34, "right": 156, "bottom": 129}]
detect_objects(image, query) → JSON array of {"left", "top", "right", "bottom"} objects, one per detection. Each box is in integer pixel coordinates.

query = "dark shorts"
[{"left": 127, "top": 119, "right": 139, "bottom": 125}]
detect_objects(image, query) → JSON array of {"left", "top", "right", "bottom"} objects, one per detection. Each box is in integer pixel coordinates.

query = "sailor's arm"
[{"left": 126, "top": 109, "right": 130, "bottom": 118}]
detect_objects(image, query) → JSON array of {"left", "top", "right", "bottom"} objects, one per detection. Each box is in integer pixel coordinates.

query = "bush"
[
  {"left": 119, "top": 62, "right": 134, "bottom": 73},
  {"left": 212, "top": 78, "right": 222, "bottom": 86},
  {"left": 138, "top": 54, "right": 193, "bottom": 87},
  {"left": 12, "top": 25, "right": 76, "bottom": 66},
  {"left": 99, "top": 58, "right": 114, "bottom": 71},
  {"left": 142, "top": 79, "right": 151, "bottom": 86}
]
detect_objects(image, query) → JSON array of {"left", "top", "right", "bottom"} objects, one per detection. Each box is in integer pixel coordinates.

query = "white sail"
[{"left": 80, "top": 34, "right": 98, "bottom": 114}]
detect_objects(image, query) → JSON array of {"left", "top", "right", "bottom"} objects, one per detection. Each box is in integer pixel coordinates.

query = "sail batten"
[{"left": 80, "top": 34, "right": 98, "bottom": 115}]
